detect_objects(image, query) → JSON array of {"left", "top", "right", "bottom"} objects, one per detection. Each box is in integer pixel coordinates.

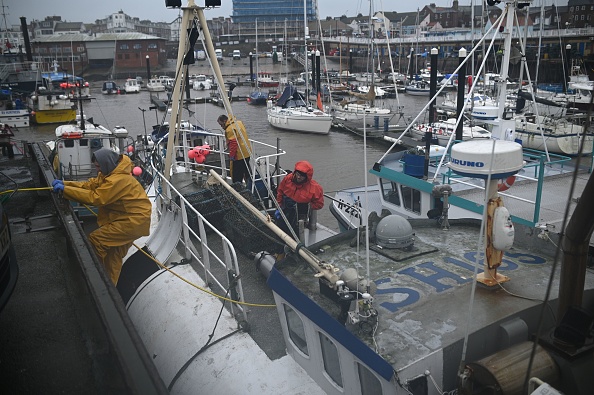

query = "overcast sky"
[{"left": 3, "top": 0, "right": 556, "bottom": 26}]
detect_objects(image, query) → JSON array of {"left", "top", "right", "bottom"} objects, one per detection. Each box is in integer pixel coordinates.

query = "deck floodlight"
[{"left": 165, "top": 0, "right": 182, "bottom": 8}]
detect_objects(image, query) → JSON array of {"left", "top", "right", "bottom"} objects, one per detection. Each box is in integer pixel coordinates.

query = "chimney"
[{"left": 453, "top": 0, "right": 459, "bottom": 10}]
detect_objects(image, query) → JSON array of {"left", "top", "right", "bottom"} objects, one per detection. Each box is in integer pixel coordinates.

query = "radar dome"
[
  {"left": 375, "top": 215, "right": 414, "bottom": 249},
  {"left": 449, "top": 140, "right": 523, "bottom": 179}
]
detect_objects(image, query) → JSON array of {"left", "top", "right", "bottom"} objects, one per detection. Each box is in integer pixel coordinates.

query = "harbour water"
[{"left": 17, "top": 78, "right": 433, "bottom": 231}]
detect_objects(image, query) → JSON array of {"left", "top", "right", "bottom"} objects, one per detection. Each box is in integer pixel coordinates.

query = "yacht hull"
[{"left": 267, "top": 107, "right": 331, "bottom": 134}]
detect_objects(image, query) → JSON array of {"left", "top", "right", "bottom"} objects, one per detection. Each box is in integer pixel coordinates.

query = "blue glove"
[
  {"left": 274, "top": 209, "right": 281, "bottom": 220},
  {"left": 52, "top": 182, "right": 64, "bottom": 193},
  {"left": 52, "top": 179, "right": 63, "bottom": 187}
]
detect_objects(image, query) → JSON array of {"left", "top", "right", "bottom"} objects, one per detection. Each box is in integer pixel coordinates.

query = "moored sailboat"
[{"left": 265, "top": 1, "right": 331, "bottom": 134}]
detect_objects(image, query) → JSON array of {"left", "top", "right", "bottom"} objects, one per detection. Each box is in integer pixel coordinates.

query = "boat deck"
[
  {"left": 276, "top": 218, "right": 594, "bottom": 389},
  {"left": 166, "top": 170, "right": 336, "bottom": 360}
]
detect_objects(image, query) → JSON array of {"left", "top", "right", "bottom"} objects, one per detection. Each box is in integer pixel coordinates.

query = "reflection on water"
[{"left": 20, "top": 82, "right": 433, "bottom": 231}]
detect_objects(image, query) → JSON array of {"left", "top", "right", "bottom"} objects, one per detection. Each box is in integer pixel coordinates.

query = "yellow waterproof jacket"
[
  {"left": 224, "top": 116, "right": 252, "bottom": 160},
  {"left": 63, "top": 155, "right": 151, "bottom": 235}
]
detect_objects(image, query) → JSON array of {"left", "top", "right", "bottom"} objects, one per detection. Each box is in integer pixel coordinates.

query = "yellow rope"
[
  {"left": 0, "top": 187, "right": 53, "bottom": 195},
  {"left": 82, "top": 203, "right": 275, "bottom": 308}
]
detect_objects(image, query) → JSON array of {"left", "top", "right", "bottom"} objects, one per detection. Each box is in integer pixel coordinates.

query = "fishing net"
[{"left": 182, "top": 183, "right": 280, "bottom": 255}]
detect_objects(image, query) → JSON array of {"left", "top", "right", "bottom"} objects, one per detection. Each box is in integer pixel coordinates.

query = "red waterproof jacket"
[{"left": 276, "top": 160, "right": 324, "bottom": 210}]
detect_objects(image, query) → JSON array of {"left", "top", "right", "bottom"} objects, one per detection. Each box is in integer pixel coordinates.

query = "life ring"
[{"left": 497, "top": 176, "right": 516, "bottom": 192}]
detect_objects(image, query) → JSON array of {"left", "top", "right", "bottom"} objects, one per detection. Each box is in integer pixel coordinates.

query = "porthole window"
[
  {"left": 319, "top": 332, "right": 343, "bottom": 387},
  {"left": 283, "top": 304, "right": 308, "bottom": 355},
  {"left": 357, "top": 362, "right": 383, "bottom": 395}
]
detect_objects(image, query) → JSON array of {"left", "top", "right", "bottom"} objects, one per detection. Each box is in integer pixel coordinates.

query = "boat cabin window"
[
  {"left": 63, "top": 139, "right": 75, "bottom": 148},
  {"left": 402, "top": 185, "right": 421, "bottom": 214},
  {"left": 357, "top": 362, "right": 383, "bottom": 395},
  {"left": 380, "top": 179, "right": 400, "bottom": 206},
  {"left": 319, "top": 332, "right": 343, "bottom": 387},
  {"left": 283, "top": 304, "right": 309, "bottom": 355}
]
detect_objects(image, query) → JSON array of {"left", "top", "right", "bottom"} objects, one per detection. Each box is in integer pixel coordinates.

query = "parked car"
[
  {"left": 232, "top": 50, "right": 241, "bottom": 60},
  {"left": 0, "top": 202, "right": 17, "bottom": 313},
  {"left": 215, "top": 49, "right": 223, "bottom": 60}
]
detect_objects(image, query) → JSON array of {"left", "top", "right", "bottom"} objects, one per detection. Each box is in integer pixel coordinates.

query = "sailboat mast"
[
  {"left": 303, "top": 0, "right": 309, "bottom": 97},
  {"left": 255, "top": 18, "right": 259, "bottom": 88},
  {"left": 534, "top": 0, "right": 545, "bottom": 86},
  {"left": 369, "top": 0, "right": 375, "bottom": 107}
]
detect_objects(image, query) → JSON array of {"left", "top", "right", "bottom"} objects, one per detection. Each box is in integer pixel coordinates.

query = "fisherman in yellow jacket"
[
  {"left": 52, "top": 148, "right": 151, "bottom": 285},
  {"left": 217, "top": 114, "right": 252, "bottom": 183}
]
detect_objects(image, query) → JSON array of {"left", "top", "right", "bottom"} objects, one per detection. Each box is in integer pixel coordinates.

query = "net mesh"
[{"left": 183, "top": 183, "right": 281, "bottom": 255}]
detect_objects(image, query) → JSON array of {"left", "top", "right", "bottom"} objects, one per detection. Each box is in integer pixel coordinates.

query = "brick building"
[{"left": 31, "top": 33, "right": 167, "bottom": 75}]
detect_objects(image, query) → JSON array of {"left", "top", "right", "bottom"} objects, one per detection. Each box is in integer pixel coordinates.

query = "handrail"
[
  {"left": 166, "top": 131, "right": 289, "bottom": 198},
  {"left": 149, "top": 155, "right": 249, "bottom": 323}
]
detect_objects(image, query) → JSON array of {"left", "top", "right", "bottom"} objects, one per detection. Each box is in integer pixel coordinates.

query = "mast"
[
  {"left": 303, "top": 0, "right": 309, "bottom": 99},
  {"left": 368, "top": 0, "right": 375, "bottom": 107},
  {"left": 255, "top": 18, "right": 259, "bottom": 88},
  {"left": 534, "top": 0, "right": 545, "bottom": 87},
  {"left": 164, "top": 0, "right": 232, "bottom": 181},
  {"left": 163, "top": 2, "right": 194, "bottom": 181},
  {"left": 496, "top": 3, "right": 515, "bottom": 121}
]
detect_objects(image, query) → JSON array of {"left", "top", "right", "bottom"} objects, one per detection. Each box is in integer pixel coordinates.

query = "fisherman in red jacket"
[{"left": 274, "top": 160, "right": 324, "bottom": 258}]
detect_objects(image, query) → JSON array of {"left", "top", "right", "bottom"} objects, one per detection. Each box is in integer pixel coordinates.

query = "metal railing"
[{"left": 145, "top": 131, "right": 290, "bottom": 325}]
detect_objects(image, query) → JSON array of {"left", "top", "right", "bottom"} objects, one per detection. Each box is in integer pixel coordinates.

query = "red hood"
[{"left": 294, "top": 160, "right": 314, "bottom": 180}]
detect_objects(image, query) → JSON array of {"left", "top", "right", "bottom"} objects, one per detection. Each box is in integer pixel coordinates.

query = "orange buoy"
[{"left": 497, "top": 176, "right": 516, "bottom": 192}]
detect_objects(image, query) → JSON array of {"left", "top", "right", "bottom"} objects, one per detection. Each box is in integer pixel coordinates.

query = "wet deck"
[{"left": 277, "top": 218, "right": 594, "bottom": 389}]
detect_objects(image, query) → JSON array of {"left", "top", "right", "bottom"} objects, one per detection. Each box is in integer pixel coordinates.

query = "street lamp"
[
  {"left": 138, "top": 107, "right": 148, "bottom": 146},
  {"left": 146, "top": 55, "right": 151, "bottom": 81}
]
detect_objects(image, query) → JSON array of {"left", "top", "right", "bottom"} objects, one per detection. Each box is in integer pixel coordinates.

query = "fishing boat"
[
  {"left": 123, "top": 78, "right": 141, "bottom": 94},
  {"left": 190, "top": 74, "right": 213, "bottom": 91},
  {"left": 328, "top": 6, "right": 594, "bottom": 393},
  {"left": 51, "top": 121, "right": 132, "bottom": 181},
  {"left": 40, "top": 2, "right": 594, "bottom": 395},
  {"left": 256, "top": 71, "right": 279, "bottom": 88},
  {"left": 27, "top": 87, "right": 75, "bottom": 124},
  {"left": 0, "top": 88, "right": 29, "bottom": 128},
  {"left": 146, "top": 77, "right": 166, "bottom": 92},
  {"left": 0, "top": 59, "right": 41, "bottom": 95}
]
